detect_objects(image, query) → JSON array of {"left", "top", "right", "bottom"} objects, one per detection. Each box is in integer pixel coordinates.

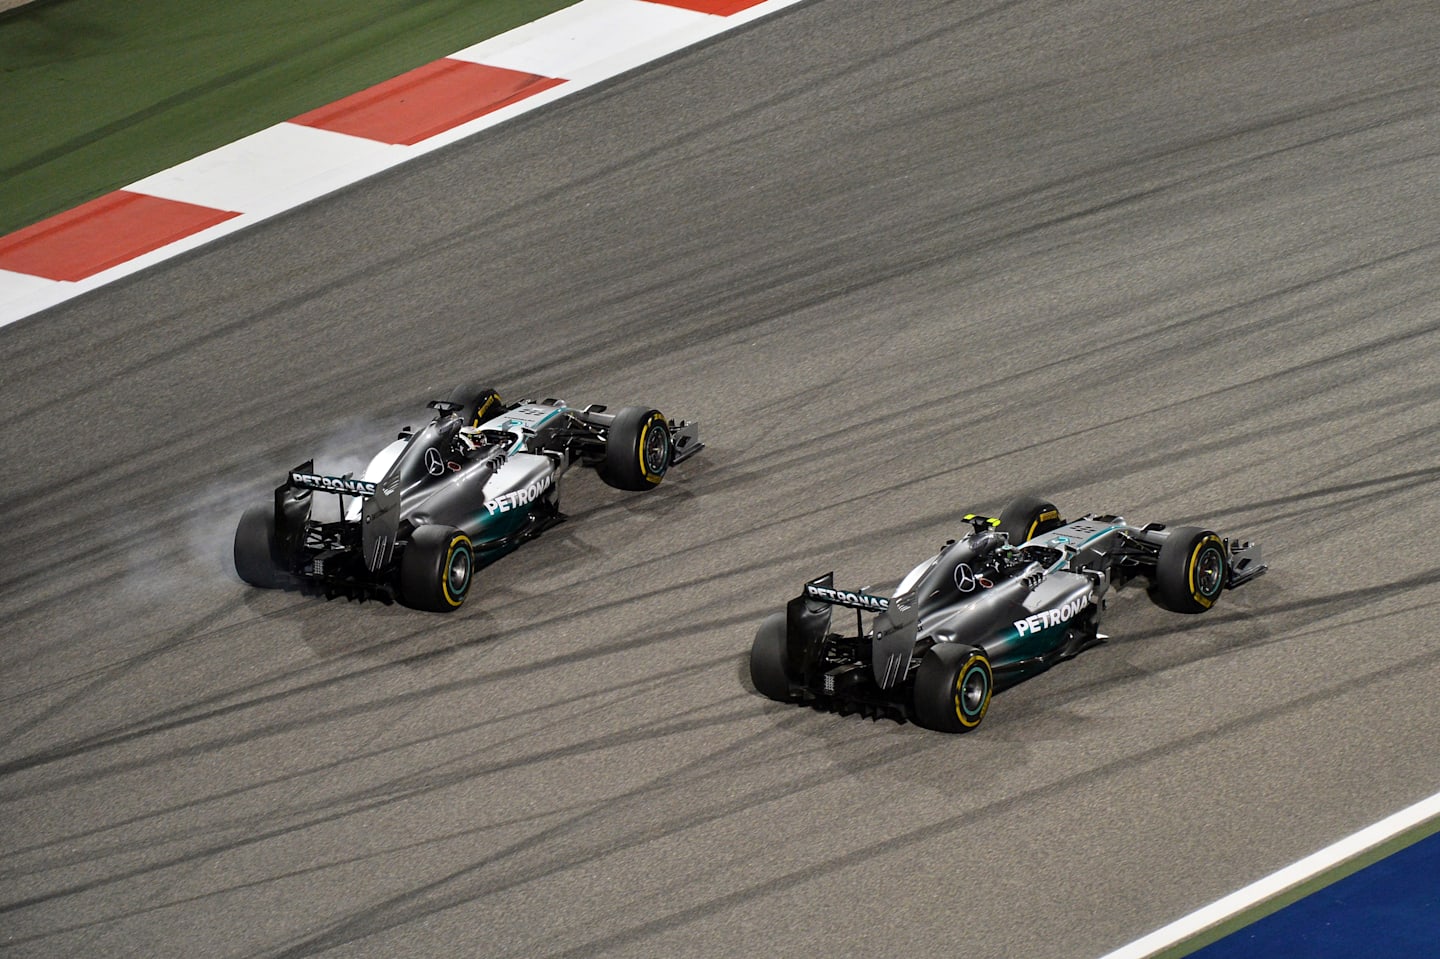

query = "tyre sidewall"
[
  {"left": 953, "top": 651, "right": 994, "bottom": 729},
  {"left": 998, "top": 495, "right": 1062, "bottom": 545},
  {"left": 401, "top": 525, "right": 473, "bottom": 612},
  {"left": 635, "top": 411, "right": 672, "bottom": 483},
  {"left": 1156, "top": 527, "right": 1226, "bottom": 613},
  {"left": 446, "top": 383, "right": 504, "bottom": 427},
  {"left": 914, "top": 644, "right": 993, "bottom": 733},
  {"left": 602, "top": 407, "right": 671, "bottom": 491}
]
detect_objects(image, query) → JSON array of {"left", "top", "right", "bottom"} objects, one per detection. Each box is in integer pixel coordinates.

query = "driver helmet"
[
  {"left": 456, "top": 425, "right": 489, "bottom": 453},
  {"left": 968, "top": 528, "right": 1004, "bottom": 556}
]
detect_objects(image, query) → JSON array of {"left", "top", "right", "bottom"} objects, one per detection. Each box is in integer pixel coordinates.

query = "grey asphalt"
[{"left": 3, "top": 1, "right": 1440, "bottom": 956}]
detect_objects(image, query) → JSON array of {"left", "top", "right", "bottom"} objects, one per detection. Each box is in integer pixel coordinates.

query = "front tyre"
[
  {"left": 1154, "top": 526, "right": 1227, "bottom": 613},
  {"left": 750, "top": 612, "right": 797, "bottom": 702},
  {"left": 600, "top": 407, "right": 672, "bottom": 492},
  {"left": 446, "top": 382, "right": 505, "bottom": 427},
  {"left": 913, "top": 644, "right": 993, "bottom": 733},
  {"left": 998, "top": 495, "right": 1063, "bottom": 545},
  {"left": 400, "top": 525, "right": 474, "bottom": 612},
  {"left": 234, "top": 504, "right": 288, "bottom": 589}
]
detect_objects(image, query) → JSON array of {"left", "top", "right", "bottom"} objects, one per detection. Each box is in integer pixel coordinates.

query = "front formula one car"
[
  {"left": 749, "top": 496, "right": 1266, "bottom": 732},
  {"left": 234, "top": 383, "right": 701, "bottom": 612}
]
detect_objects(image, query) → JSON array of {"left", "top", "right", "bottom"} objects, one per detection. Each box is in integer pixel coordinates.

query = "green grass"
[{"left": 0, "top": 0, "right": 580, "bottom": 235}]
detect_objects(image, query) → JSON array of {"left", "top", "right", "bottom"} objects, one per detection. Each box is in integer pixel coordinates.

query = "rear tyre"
[
  {"left": 446, "top": 382, "right": 505, "bottom": 427},
  {"left": 234, "top": 504, "right": 288, "bottom": 589},
  {"left": 998, "top": 495, "right": 1064, "bottom": 545},
  {"left": 600, "top": 407, "right": 672, "bottom": 492},
  {"left": 400, "top": 525, "right": 474, "bottom": 612},
  {"left": 750, "top": 612, "right": 797, "bottom": 702},
  {"left": 1154, "top": 526, "right": 1226, "bottom": 613},
  {"left": 913, "top": 644, "right": 993, "bottom": 733}
]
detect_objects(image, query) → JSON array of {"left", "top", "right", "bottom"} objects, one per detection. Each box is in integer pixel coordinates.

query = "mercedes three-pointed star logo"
[
  {"left": 954, "top": 563, "right": 993, "bottom": 594},
  {"left": 424, "top": 446, "right": 445, "bottom": 476}
]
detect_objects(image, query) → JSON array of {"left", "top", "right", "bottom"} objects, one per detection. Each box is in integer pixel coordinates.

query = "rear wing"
[
  {"left": 794, "top": 574, "right": 915, "bottom": 688},
  {"left": 801, "top": 573, "right": 891, "bottom": 612},
  {"left": 272, "top": 460, "right": 398, "bottom": 573},
  {"left": 286, "top": 463, "right": 376, "bottom": 497}
]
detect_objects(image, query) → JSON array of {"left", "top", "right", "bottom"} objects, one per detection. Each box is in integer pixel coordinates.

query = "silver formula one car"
[
  {"left": 749, "top": 496, "right": 1266, "bottom": 732},
  {"left": 234, "top": 384, "right": 701, "bottom": 612}
]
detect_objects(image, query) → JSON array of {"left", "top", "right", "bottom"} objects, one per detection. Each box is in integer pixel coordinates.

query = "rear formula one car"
[
  {"left": 749, "top": 496, "right": 1266, "bottom": 732},
  {"left": 234, "top": 384, "right": 701, "bottom": 612}
]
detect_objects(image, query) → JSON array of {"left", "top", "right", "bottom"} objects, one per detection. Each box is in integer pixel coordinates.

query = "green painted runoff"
[{"left": 0, "top": 0, "right": 580, "bottom": 235}]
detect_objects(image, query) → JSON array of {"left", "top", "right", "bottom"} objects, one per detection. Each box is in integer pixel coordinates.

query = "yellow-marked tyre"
[
  {"left": 446, "top": 382, "right": 505, "bottom": 427},
  {"left": 600, "top": 407, "right": 672, "bottom": 492},
  {"left": 1154, "top": 526, "right": 1226, "bottom": 614},
  {"left": 998, "top": 495, "right": 1064, "bottom": 546},
  {"left": 400, "top": 525, "right": 474, "bottom": 613},
  {"left": 913, "top": 644, "right": 993, "bottom": 733}
]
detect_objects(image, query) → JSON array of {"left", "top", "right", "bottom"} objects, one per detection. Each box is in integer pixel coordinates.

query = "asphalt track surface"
[{"left": 3, "top": 2, "right": 1439, "bottom": 957}]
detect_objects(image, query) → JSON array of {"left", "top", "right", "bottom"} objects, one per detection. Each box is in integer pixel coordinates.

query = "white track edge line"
[{"left": 1097, "top": 790, "right": 1440, "bottom": 959}]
